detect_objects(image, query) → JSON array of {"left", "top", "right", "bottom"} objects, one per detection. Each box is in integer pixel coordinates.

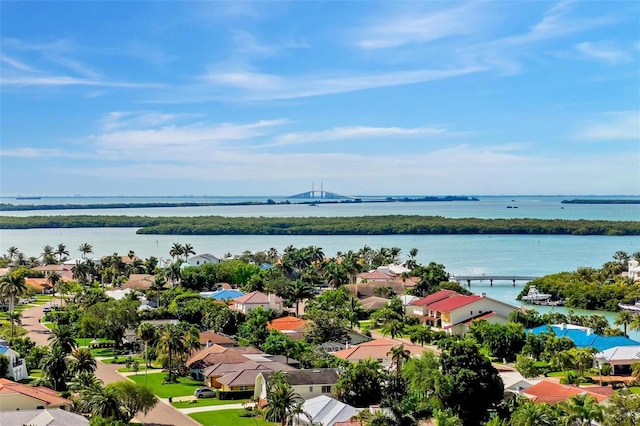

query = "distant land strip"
[
  {"left": 561, "top": 199, "right": 640, "bottom": 204},
  {"left": 0, "top": 196, "right": 479, "bottom": 211},
  {"left": 1, "top": 215, "right": 638, "bottom": 236}
]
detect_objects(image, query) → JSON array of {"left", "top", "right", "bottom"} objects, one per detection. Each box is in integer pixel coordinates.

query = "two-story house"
[
  {"left": 0, "top": 344, "right": 28, "bottom": 382},
  {"left": 233, "top": 291, "right": 283, "bottom": 314}
]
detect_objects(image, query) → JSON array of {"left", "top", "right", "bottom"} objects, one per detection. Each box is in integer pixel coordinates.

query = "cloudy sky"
[{"left": 1, "top": 1, "right": 639, "bottom": 196}]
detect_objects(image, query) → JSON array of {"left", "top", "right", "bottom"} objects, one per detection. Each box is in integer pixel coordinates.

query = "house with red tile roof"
[
  {"left": 0, "top": 378, "right": 73, "bottom": 411},
  {"left": 233, "top": 291, "right": 283, "bottom": 314},
  {"left": 410, "top": 291, "right": 517, "bottom": 335},
  {"left": 522, "top": 380, "right": 614, "bottom": 404},
  {"left": 198, "top": 331, "right": 237, "bottom": 348},
  {"left": 333, "top": 338, "right": 430, "bottom": 367},
  {"left": 356, "top": 270, "right": 395, "bottom": 283}
]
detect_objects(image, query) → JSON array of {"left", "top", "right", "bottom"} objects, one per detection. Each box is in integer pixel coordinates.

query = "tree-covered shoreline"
[{"left": 1, "top": 215, "right": 639, "bottom": 235}]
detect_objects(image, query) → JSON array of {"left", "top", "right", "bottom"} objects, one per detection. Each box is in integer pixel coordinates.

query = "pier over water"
[{"left": 453, "top": 275, "right": 539, "bottom": 286}]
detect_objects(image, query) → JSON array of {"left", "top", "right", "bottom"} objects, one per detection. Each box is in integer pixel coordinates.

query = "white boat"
[
  {"left": 618, "top": 301, "right": 640, "bottom": 312},
  {"left": 522, "top": 286, "right": 552, "bottom": 302}
]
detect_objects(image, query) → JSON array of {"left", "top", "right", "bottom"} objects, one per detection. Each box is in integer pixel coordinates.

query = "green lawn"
[
  {"left": 172, "top": 398, "right": 250, "bottom": 409},
  {"left": 128, "top": 372, "right": 204, "bottom": 398},
  {"left": 91, "top": 347, "right": 121, "bottom": 357},
  {"left": 630, "top": 387, "right": 640, "bottom": 394},
  {"left": 29, "top": 369, "right": 42, "bottom": 378},
  {"left": 189, "top": 409, "right": 276, "bottom": 426},
  {"left": 75, "top": 337, "right": 112, "bottom": 347},
  {"left": 102, "top": 355, "right": 144, "bottom": 364}
]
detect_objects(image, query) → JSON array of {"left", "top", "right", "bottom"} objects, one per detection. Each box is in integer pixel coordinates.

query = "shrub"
[{"left": 218, "top": 390, "right": 254, "bottom": 400}]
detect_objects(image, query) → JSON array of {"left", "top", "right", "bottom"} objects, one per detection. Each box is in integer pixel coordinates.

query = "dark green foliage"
[
  {"left": 218, "top": 390, "right": 254, "bottom": 400},
  {"left": 467, "top": 321, "right": 526, "bottom": 362},
  {"left": 2, "top": 215, "right": 638, "bottom": 236},
  {"left": 0, "top": 354, "right": 9, "bottom": 378},
  {"left": 335, "top": 358, "right": 385, "bottom": 407}
]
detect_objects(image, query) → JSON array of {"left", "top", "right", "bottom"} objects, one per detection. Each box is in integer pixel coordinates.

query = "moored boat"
[
  {"left": 522, "top": 286, "right": 552, "bottom": 302},
  {"left": 618, "top": 301, "right": 640, "bottom": 312}
]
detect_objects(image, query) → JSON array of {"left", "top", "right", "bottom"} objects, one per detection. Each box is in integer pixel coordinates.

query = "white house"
[
  {"left": 627, "top": 259, "right": 640, "bottom": 281},
  {"left": 255, "top": 369, "right": 339, "bottom": 407},
  {"left": 233, "top": 291, "right": 283, "bottom": 314},
  {"left": 187, "top": 254, "right": 223, "bottom": 267},
  {"left": 293, "top": 395, "right": 360, "bottom": 426},
  {"left": 0, "top": 344, "right": 28, "bottom": 381},
  {"left": 596, "top": 345, "right": 640, "bottom": 375}
]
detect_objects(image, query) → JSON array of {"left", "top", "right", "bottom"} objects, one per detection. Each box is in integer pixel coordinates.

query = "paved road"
[{"left": 21, "top": 304, "right": 200, "bottom": 426}]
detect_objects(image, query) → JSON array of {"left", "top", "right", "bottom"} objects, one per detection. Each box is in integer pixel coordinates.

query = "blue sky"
[{"left": 1, "top": 1, "right": 639, "bottom": 196}]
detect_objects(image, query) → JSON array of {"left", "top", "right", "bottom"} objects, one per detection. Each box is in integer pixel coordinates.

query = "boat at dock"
[
  {"left": 522, "top": 286, "right": 552, "bottom": 302},
  {"left": 618, "top": 301, "right": 640, "bottom": 312}
]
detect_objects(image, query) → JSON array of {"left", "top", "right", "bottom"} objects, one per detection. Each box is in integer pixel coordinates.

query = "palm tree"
[
  {"left": 632, "top": 360, "right": 640, "bottom": 380},
  {"left": 0, "top": 272, "right": 27, "bottom": 339},
  {"left": 150, "top": 274, "right": 166, "bottom": 307},
  {"left": 182, "top": 243, "right": 195, "bottom": 261},
  {"left": 78, "top": 242, "right": 93, "bottom": 259},
  {"left": 615, "top": 310, "right": 633, "bottom": 336},
  {"left": 263, "top": 370, "right": 304, "bottom": 426},
  {"left": 511, "top": 400, "right": 555, "bottom": 426},
  {"left": 600, "top": 362, "right": 612, "bottom": 385},
  {"left": 558, "top": 394, "right": 603, "bottom": 426},
  {"left": 324, "top": 259, "right": 348, "bottom": 289},
  {"left": 6, "top": 246, "right": 19, "bottom": 263},
  {"left": 78, "top": 385, "right": 123, "bottom": 420},
  {"left": 164, "top": 261, "right": 182, "bottom": 287},
  {"left": 388, "top": 344, "right": 411, "bottom": 379},
  {"left": 41, "top": 245, "right": 56, "bottom": 265},
  {"left": 70, "top": 371, "right": 102, "bottom": 394},
  {"left": 71, "top": 347, "right": 97, "bottom": 374},
  {"left": 40, "top": 345, "right": 71, "bottom": 391},
  {"left": 138, "top": 322, "right": 158, "bottom": 367},
  {"left": 7, "top": 311, "right": 22, "bottom": 338},
  {"left": 169, "top": 242, "right": 184, "bottom": 261},
  {"left": 56, "top": 243, "right": 69, "bottom": 262},
  {"left": 47, "top": 271, "right": 61, "bottom": 305},
  {"left": 381, "top": 319, "right": 406, "bottom": 340},
  {"left": 629, "top": 314, "right": 640, "bottom": 333},
  {"left": 408, "top": 325, "right": 432, "bottom": 346},
  {"left": 289, "top": 280, "right": 314, "bottom": 317},
  {"left": 71, "top": 261, "right": 89, "bottom": 286},
  {"left": 157, "top": 324, "right": 187, "bottom": 382},
  {"left": 48, "top": 324, "right": 78, "bottom": 354}
]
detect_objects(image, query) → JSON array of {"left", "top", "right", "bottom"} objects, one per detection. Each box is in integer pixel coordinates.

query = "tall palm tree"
[
  {"left": 388, "top": 344, "right": 411, "bottom": 379},
  {"left": 289, "top": 280, "right": 314, "bottom": 317},
  {"left": 48, "top": 324, "right": 78, "bottom": 354},
  {"left": 78, "top": 242, "right": 93, "bottom": 259},
  {"left": 150, "top": 274, "right": 166, "bottom": 307},
  {"left": 263, "top": 370, "right": 304, "bottom": 426},
  {"left": 56, "top": 243, "right": 69, "bottom": 262},
  {"left": 40, "top": 345, "right": 71, "bottom": 391},
  {"left": 632, "top": 360, "right": 640, "bottom": 380},
  {"left": 382, "top": 319, "right": 406, "bottom": 340},
  {"left": 615, "top": 310, "right": 633, "bottom": 336},
  {"left": 558, "top": 394, "right": 603, "bottom": 426},
  {"left": 78, "top": 385, "right": 123, "bottom": 420},
  {"left": 629, "top": 314, "right": 640, "bottom": 333},
  {"left": 138, "top": 322, "right": 158, "bottom": 384},
  {"left": 182, "top": 243, "right": 195, "bottom": 261},
  {"left": 7, "top": 311, "right": 22, "bottom": 339},
  {"left": 157, "top": 324, "right": 187, "bottom": 382},
  {"left": 164, "top": 261, "right": 182, "bottom": 287},
  {"left": 169, "top": 242, "right": 184, "bottom": 261},
  {"left": 511, "top": 400, "right": 555, "bottom": 426},
  {"left": 6, "top": 246, "right": 19, "bottom": 263},
  {"left": 324, "top": 259, "right": 348, "bottom": 289},
  {"left": 47, "top": 271, "right": 61, "bottom": 305},
  {"left": 71, "top": 347, "right": 97, "bottom": 374},
  {"left": 70, "top": 371, "right": 102, "bottom": 394},
  {"left": 0, "top": 272, "right": 27, "bottom": 339},
  {"left": 41, "top": 245, "right": 56, "bottom": 265}
]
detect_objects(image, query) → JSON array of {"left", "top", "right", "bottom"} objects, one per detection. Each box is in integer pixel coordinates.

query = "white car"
[{"left": 43, "top": 306, "right": 51, "bottom": 313}]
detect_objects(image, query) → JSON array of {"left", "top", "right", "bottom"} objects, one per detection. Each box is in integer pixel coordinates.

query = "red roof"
[
  {"left": 267, "top": 316, "right": 308, "bottom": 332},
  {"left": 428, "top": 295, "right": 482, "bottom": 312},
  {"left": 0, "top": 378, "right": 72, "bottom": 406},
  {"left": 357, "top": 270, "right": 395, "bottom": 280},
  {"left": 523, "top": 380, "right": 613, "bottom": 404},
  {"left": 411, "top": 290, "right": 459, "bottom": 306}
]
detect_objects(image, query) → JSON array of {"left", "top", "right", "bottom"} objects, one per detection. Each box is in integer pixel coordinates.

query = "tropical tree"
[
  {"left": 603, "top": 390, "right": 640, "bottom": 426},
  {"left": 382, "top": 319, "right": 406, "bottom": 340},
  {"left": 40, "top": 345, "right": 71, "bottom": 391},
  {"left": 335, "top": 358, "right": 384, "bottom": 407},
  {"left": 432, "top": 409, "right": 462, "bottom": 426},
  {"left": 56, "top": 243, "right": 69, "bottom": 262},
  {"left": 0, "top": 271, "right": 27, "bottom": 339},
  {"left": 78, "top": 385, "right": 123, "bottom": 420},
  {"left": 182, "top": 243, "right": 195, "bottom": 261},
  {"left": 169, "top": 243, "right": 184, "bottom": 261},
  {"left": 629, "top": 314, "right": 640, "bottom": 333},
  {"left": 47, "top": 271, "right": 61, "bottom": 302},
  {"left": 6, "top": 246, "right": 20, "bottom": 263},
  {"left": 48, "top": 324, "right": 78, "bottom": 354},
  {"left": 164, "top": 261, "right": 182, "bottom": 286},
  {"left": 408, "top": 325, "right": 432, "bottom": 346},
  {"left": 511, "top": 400, "right": 556, "bottom": 426},
  {"left": 263, "top": 370, "right": 304, "bottom": 426},
  {"left": 289, "top": 280, "right": 315, "bottom": 317},
  {"left": 108, "top": 381, "right": 158, "bottom": 423},
  {"left": 71, "top": 347, "right": 97, "bottom": 375},
  {"left": 70, "top": 370, "right": 102, "bottom": 394},
  {"left": 388, "top": 344, "right": 411, "bottom": 380},
  {"left": 632, "top": 360, "right": 640, "bottom": 380},
  {"left": 41, "top": 245, "right": 56, "bottom": 265},
  {"left": 137, "top": 322, "right": 158, "bottom": 370},
  {"left": 157, "top": 324, "right": 187, "bottom": 382},
  {"left": 324, "top": 259, "right": 349, "bottom": 288},
  {"left": 78, "top": 242, "right": 93, "bottom": 259},
  {"left": 7, "top": 311, "right": 22, "bottom": 338},
  {"left": 558, "top": 394, "right": 603, "bottom": 426},
  {"left": 615, "top": 310, "right": 633, "bottom": 336}
]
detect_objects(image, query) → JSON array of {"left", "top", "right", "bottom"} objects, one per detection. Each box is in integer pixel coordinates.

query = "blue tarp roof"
[
  {"left": 528, "top": 325, "right": 640, "bottom": 352},
  {"left": 200, "top": 289, "right": 244, "bottom": 301}
]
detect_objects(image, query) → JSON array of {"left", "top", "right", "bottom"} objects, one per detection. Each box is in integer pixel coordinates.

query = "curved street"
[{"left": 21, "top": 303, "right": 199, "bottom": 426}]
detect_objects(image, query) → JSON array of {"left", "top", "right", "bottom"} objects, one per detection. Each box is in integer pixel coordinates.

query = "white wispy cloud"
[
  {"left": 270, "top": 126, "right": 446, "bottom": 146},
  {"left": 100, "top": 111, "right": 206, "bottom": 131},
  {"left": 0, "top": 147, "right": 91, "bottom": 159},
  {"left": 0, "top": 55, "right": 39, "bottom": 73},
  {"left": 200, "top": 65, "right": 486, "bottom": 101},
  {"left": 354, "top": 4, "right": 482, "bottom": 49},
  {"left": 575, "top": 41, "right": 635, "bottom": 64},
  {"left": 0, "top": 75, "right": 161, "bottom": 88},
  {"left": 577, "top": 111, "right": 640, "bottom": 141}
]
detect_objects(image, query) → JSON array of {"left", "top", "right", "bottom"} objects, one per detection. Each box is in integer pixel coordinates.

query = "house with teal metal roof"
[{"left": 528, "top": 323, "right": 640, "bottom": 352}]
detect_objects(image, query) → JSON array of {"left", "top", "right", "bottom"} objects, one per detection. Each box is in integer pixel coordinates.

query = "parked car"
[
  {"left": 194, "top": 388, "right": 216, "bottom": 398},
  {"left": 43, "top": 306, "right": 51, "bottom": 313},
  {"left": 18, "top": 299, "right": 30, "bottom": 305},
  {"left": 29, "top": 296, "right": 38, "bottom": 302}
]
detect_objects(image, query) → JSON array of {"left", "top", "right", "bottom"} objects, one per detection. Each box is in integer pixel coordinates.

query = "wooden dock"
[{"left": 453, "top": 275, "right": 539, "bottom": 286}]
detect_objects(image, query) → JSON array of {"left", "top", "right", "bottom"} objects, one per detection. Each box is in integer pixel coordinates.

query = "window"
[
  {"left": 470, "top": 311, "right": 473, "bottom": 315},
  {"left": 309, "top": 386, "right": 313, "bottom": 392},
  {"left": 239, "top": 386, "right": 250, "bottom": 391},
  {"left": 322, "top": 386, "right": 331, "bottom": 393}
]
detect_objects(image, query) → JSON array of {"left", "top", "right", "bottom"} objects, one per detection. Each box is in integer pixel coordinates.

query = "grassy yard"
[
  {"left": 172, "top": 398, "right": 250, "bottom": 409},
  {"left": 102, "top": 355, "right": 144, "bottom": 364},
  {"left": 630, "top": 387, "right": 640, "bottom": 394},
  {"left": 128, "top": 372, "right": 203, "bottom": 398},
  {"left": 189, "top": 409, "right": 276, "bottom": 426},
  {"left": 75, "top": 337, "right": 112, "bottom": 347}
]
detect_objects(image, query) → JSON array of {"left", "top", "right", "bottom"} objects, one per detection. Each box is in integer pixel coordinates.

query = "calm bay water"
[{"left": 1, "top": 195, "right": 639, "bottom": 338}]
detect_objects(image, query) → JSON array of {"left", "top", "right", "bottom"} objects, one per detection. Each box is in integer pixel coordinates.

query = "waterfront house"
[
  {"left": 595, "top": 345, "right": 640, "bottom": 375},
  {"left": 187, "top": 254, "right": 223, "bottom": 266},
  {"left": 333, "top": 339, "right": 428, "bottom": 367},
  {"left": 0, "top": 409, "right": 88, "bottom": 425},
  {"left": 292, "top": 395, "right": 360, "bottom": 426},
  {"left": 0, "top": 344, "right": 28, "bottom": 381},
  {"left": 528, "top": 324, "right": 640, "bottom": 351},
  {"left": 255, "top": 369, "right": 339, "bottom": 408},
  {"left": 626, "top": 259, "right": 640, "bottom": 281},
  {"left": 409, "top": 290, "right": 459, "bottom": 317},
  {"left": 233, "top": 291, "right": 283, "bottom": 314},
  {"left": 0, "top": 379, "right": 73, "bottom": 411}
]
